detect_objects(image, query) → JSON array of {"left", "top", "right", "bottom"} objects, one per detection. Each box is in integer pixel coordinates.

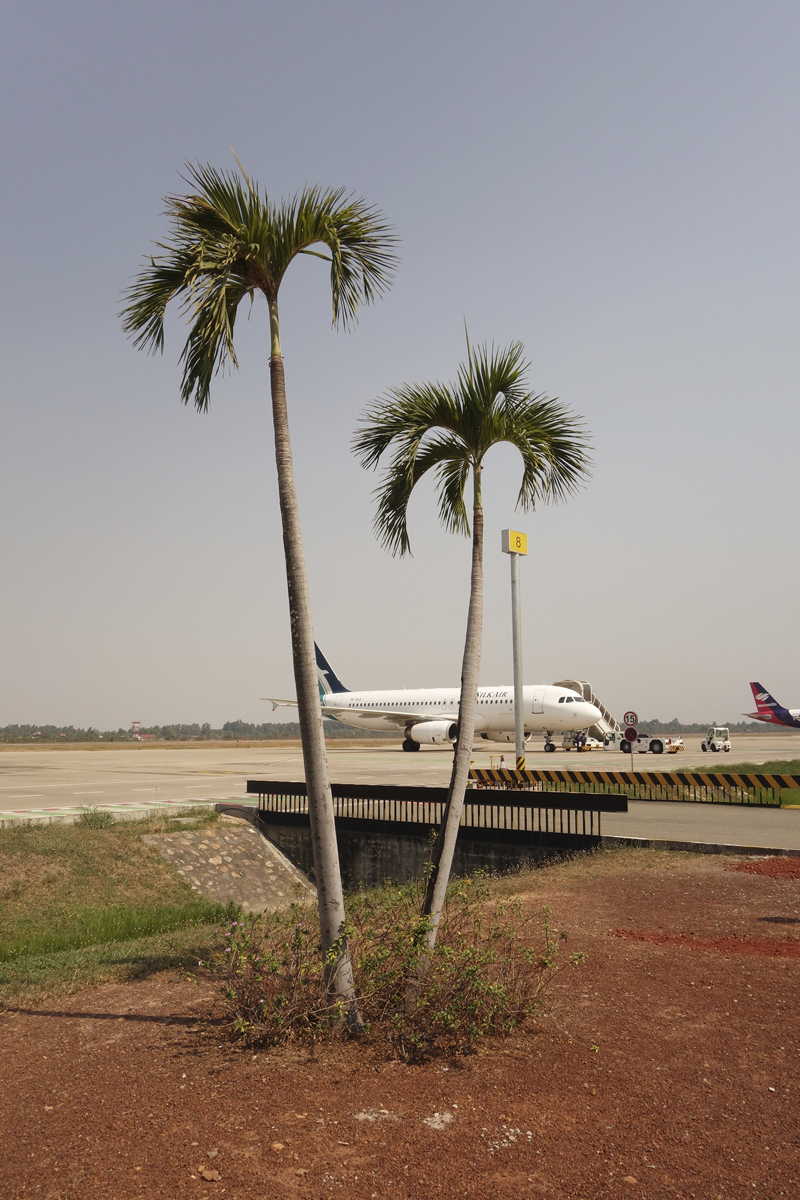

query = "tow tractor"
[
  {"left": 604, "top": 730, "right": 684, "bottom": 755},
  {"left": 701, "top": 726, "right": 731, "bottom": 753}
]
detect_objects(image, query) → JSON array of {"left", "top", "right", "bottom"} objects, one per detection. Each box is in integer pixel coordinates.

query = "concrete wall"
[{"left": 257, "top": 816, "right": 594, "bottom": 891}]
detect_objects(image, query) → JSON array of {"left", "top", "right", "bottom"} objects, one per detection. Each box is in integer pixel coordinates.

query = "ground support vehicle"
[
  {"left": 605, "top": 731, "right": 684, "bottom": 755},
  {"left": 538, "top": 680, "right": 621, "bottom": 753},
  {"left": 701, "top": 727, "right": 731, "bottom": 753},
  {"left": 561, "top": 731, "right": 603, "bottom": 751}
]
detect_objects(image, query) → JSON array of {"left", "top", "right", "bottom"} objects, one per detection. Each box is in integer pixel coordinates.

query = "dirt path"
[{"left": 2, "top": 852, "right": 798, "bottom": 1198}]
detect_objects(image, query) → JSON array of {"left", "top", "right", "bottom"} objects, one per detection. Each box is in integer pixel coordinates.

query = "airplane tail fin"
[
  {"left": 315, "top": 644, "right": 349, "bottom": 698},
  {"left": 749, "top": 682, "right": 782, "bottom": 722}
]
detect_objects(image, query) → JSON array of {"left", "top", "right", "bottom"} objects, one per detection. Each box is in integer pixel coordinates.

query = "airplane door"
[{"left": 532, "top": 688, "right": 545, "bottom": 714}]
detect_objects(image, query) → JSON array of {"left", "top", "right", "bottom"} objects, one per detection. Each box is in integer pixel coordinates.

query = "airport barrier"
[
  {"left": 468, "top": 766, "right": 800, "bottom": 807},
  {"left": 246, "top": 779, "right": 626, "bottom": 838}
]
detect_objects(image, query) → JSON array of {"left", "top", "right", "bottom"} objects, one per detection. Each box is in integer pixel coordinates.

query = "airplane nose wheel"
[{"left": 544, "top": 735, "right": 556, "bottom": 753}]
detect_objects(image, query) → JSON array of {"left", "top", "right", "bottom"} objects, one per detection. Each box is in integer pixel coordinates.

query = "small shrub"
[
  {"left": 77, "top": 807, "right": 115, "bottom": 828},
  {"left": 214, "top": 875, "right": 583, "bottom": 1060}
]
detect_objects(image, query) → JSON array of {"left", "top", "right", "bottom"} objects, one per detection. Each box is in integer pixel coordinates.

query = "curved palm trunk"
[
  {"left": 421, "top": 470, "right": 484, "bottom": 949},
  {"left": 268, "top": 318, "right": 361, "bottom": 1027}
]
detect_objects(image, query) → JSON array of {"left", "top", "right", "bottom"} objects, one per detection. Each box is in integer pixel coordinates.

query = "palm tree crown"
[
  {"left": 354, "top": 340, "right": 591, "bottom": 555},
  {"left": 121, "top": 162, "right": 398, "bottom": 410}
]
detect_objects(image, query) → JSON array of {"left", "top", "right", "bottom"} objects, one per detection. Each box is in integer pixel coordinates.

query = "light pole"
[{"left": 501, "top": 528, "right": 527, "bottom": 770}]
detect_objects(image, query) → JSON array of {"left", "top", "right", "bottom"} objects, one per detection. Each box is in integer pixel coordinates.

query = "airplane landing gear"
[
  {"left": 544, "top": 734, "right": 556, "bottom": 753},
  {"left": 402, "top": 738, "right": 420, "bottom": 752}
]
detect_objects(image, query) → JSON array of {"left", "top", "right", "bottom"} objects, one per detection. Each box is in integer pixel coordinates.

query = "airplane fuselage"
[
  {"left": 322, "top": 683, "right": 601, "bottom": 736},
  {"left": 747, "top": 708, "right": 800, "bottom": 728}
]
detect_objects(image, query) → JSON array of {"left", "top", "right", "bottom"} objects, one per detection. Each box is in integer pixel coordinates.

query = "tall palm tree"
[
  {"left": 121, "top": 163, "right": 398, "bottom": 1018},
  {"left": 354, "top": 340, "right": 590, "bottom": 951}
]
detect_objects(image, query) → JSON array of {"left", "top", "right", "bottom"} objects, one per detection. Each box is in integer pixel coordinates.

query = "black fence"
[
  {"left": 468, "top": 766, "right": 800, "bottom": 807},
  {"left": 246, "top": 779, "right": 627, "bottom": 840}
]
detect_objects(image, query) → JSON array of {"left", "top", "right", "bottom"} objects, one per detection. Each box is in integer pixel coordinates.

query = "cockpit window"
[{"left": 558, "top": 697, "right": 565, "bottom": 704}]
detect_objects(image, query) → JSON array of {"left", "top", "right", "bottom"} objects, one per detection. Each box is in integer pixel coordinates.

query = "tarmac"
[{"left": 2, "top": 734, "right": 800, "bottom": 852}]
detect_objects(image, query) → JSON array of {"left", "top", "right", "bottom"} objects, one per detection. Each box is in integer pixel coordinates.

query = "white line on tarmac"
[{"left": 7, "top": 794, "right": 43, "bottom": 799}]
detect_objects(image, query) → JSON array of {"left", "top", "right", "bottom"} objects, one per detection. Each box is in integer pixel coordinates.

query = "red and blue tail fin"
[{"left": 749, "top": 682, "right": 786, "bottom": 723}]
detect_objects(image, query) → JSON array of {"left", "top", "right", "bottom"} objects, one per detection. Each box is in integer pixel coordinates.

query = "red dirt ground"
[
  {"left": 727, "top": 857, "right": 800, "bottom": 880},
  {"left": 2, "top": 851, "right": 798, "bottom": 1199},
  {"left": 614, "top": 929, "right": 800, "bottom": 958}
]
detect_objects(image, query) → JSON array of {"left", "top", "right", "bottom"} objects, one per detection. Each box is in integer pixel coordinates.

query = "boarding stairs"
[{"left": 553, "top": 679, "right": 621, "bottom": 742}]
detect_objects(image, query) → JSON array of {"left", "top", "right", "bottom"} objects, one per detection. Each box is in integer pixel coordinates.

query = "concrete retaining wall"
[{"left": 256, "top": 816, "right": 593, "bottom": 890}]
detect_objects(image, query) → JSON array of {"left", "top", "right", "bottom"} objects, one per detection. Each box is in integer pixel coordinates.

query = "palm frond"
[
  {"left": 269, "top": 186, "right": 399, "bottom": 329},
  {"left": 354, "top": 382, "right": 464, "bottom": 469},
  {"left": 355, "top": 339, "right": 592, "bottom": 552},
  {"left": 432, "top": 448, "right": 472, "bottom": 537},
  {"left": 120, "top": 244, "right": 197, "bottom": 355},
  {"left": 500, "top": 394, "right": 592, "bottom": 509},
  {"left": 370, "top": 427, "right": 468, "bottom": 555},
  {"left": 120, "top": 163, "right": 398, "bottom": 409}
]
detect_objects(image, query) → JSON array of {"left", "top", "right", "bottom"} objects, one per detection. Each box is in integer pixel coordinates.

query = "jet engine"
[
  {"left": 480, "top": 731, "right": 531, "bottom": 744},
  {"left": 409, "top": 720, "right": 458, "bottom": 745}
]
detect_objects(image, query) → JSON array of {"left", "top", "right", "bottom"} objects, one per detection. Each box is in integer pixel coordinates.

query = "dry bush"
[{"left": 212, "top": 875, "right": 583, "bottom": 1060}]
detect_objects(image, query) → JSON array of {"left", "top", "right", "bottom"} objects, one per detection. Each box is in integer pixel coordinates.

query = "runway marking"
[
  {"left": 73, "top": 791, "right": 105, "bottom": 795},
  {"left": 7, "top": 794, "right": 43, "bottom": 799}
]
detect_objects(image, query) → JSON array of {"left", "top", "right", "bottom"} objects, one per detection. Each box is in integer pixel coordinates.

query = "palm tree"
[
  {"left": 121, "top": 163, "right": 398, "bottom": 1019},
  {"left": 354, "top": 339, "right": 590, "bottom": 951}
]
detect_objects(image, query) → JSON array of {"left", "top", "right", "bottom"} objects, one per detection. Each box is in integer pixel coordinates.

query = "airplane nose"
[{"left": 586, "top": 704, "right": 602, "bottom": 723}]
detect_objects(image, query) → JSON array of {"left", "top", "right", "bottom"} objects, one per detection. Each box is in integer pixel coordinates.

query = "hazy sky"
[{"left": 1, "top": 1, "right": 798, "bottom": 728}]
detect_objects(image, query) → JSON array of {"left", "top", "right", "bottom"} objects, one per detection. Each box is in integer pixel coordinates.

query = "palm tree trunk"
[
  {"left": 268, "top": 318, "right": 361, "bottom": 1027},
  {"left": 421, "top": 469, "right": 484, "bottom": 947}
]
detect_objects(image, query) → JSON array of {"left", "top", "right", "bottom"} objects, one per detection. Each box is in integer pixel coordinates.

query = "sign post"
[
  {"left": 501, "top": 529, "right": 528, "bottom": 770},
  {"left": 623, "top": 711, "right": 638, "bottom": 773}
]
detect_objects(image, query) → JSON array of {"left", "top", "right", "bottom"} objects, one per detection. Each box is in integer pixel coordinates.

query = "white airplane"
[{"left": 264, "top": 644, "right": 603, "bottom": 753}]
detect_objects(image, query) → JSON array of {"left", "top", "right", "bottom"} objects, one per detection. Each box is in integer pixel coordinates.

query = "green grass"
[
  {"left": 700, "top": 758, "right": 800, "bottom": 776},
  {"left": 699, "top": 759, "right": 800, "bottom": 804},
  {"left": 0, "top": 807, "right": 233, "bottom": 986},
  {"left": 0, "top": 924, "right": 225, "bottom": 1003},
  {"left": 76, "top": 806, "right": 116, "bottom": 828},
  {"left": 0, "top": 898, "right": 231, "bottom": 961}
]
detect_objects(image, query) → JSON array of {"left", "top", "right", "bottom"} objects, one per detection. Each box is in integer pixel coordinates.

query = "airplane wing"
[
  {"left": 320, "top": 703, "right": 458, "bottom": 728},
  {"left": 262, "top": 695, "right": 458, "bottom": 728}
]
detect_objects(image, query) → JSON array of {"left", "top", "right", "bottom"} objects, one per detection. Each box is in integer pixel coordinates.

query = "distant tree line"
[
  {"left": 0, "top": 718, "right": 771, "bottom": 743},
  {"left": 0, "top": 721, "right": 388, "bottom": 743},
  {"left": 0, "top": 725, "right": 129, "bottom": 742},
  {"left": 637, "top": 718, "right": 767, "bottom": 735}
]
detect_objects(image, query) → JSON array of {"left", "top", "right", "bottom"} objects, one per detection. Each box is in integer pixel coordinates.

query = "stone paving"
[{"left": 143, "top": 816, "right": 314, "bottom": 911}]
